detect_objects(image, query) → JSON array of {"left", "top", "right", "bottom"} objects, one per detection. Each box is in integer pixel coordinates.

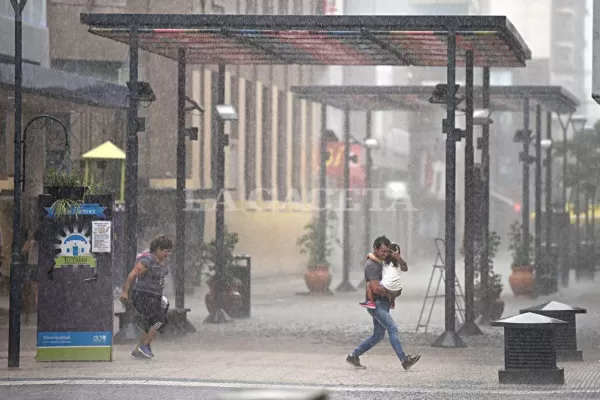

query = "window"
[
  {"left": 23, "top": 0, "right": 47, "bottom": 28},
  {"left": 0, "top": 0, "right": 47, "bottom": 26},
  {"left": 552, "top": 43, "right": 575, "bottom": 73}
]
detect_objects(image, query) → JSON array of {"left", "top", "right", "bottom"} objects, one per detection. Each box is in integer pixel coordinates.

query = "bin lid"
[
  {"left": 520, "top": 301, "right": 587, "bottom": 314},
  {"left": 491, "top": 312, "right": 567, "bottom": 328}
]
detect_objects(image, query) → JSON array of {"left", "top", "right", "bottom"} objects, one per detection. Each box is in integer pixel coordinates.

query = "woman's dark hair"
[
  {"left": 150, "top": 234, "right": 173, "bottom": 252},
  {"left": 389, "top": 243, "right": 400, "bottom": 253}
]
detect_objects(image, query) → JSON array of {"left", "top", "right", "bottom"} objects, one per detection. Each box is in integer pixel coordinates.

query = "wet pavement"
[
  {"left": 1, "top": 253, "right": 600, "bottom": 398},
  {"left": 2, "top": 381, "right": 600, "bottom": 400}
]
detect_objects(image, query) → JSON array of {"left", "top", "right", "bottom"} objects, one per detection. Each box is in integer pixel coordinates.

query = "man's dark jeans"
[{"left": 351, "top": 298, "right": 406, "bottom": 362}]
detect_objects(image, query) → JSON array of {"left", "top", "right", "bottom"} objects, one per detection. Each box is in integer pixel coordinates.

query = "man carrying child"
[
  {"left": 346, "top": 235, "right": 421, "bottom": 371},
  {"left": 359, "top": 242, "right": 406, "bottom": 310}
]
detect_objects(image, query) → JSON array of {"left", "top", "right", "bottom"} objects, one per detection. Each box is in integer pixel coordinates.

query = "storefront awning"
[{"left": 0, "top": 62, "right": 128, "bottom": 109}]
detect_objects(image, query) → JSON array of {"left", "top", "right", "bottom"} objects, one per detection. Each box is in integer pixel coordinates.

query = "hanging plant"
[{"left": 44, "top": 168, "right": 87, "bottom": 218}]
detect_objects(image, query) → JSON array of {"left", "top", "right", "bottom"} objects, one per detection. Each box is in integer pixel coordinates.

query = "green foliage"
[
  {"left": 44, "top": 168, "right": 84, "bottom": 187},
  {"left": 508, "top": 221, "right": 533, "bottom": 267},
  {"left": 84, "top": 182, "right": 104, "bottom": 197},
  {"left": 296, "top": 212, "right": 340, "bottom": 270},
  {"left": 556, "top": 121, "right": 600, "bottom": 192},
  {"left": 50, "top": 198, "right": 82, "bottom": 218},
  {"left": 475, "top": 231, "right": 503, "bottom": 300},
  {"left": 200, "top": 231, "right": 240, "bottom": 286}
]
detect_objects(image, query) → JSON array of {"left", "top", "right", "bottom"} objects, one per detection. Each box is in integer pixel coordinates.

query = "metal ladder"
[{"left": 415, "top": 238, "right": 465, "bottom": 333}]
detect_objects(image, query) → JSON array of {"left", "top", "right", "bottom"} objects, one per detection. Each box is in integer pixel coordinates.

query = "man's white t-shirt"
[{"left": 381, "top": 262, "right": 403, "bottom": 292}]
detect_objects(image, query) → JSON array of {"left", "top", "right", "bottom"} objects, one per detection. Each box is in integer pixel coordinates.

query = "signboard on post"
[
  {"left": 92, "top": 220, "right": 112, "bottom": 253},
  {"left": 36, "top": 194, "right": 114, "bottom": 362}
]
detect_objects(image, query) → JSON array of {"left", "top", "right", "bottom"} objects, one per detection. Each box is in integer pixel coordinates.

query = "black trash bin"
[
  {"left": 230, "top": 254, "right": 251, "bottom": 318},
  {"left": 520, "top": 301, "right": 586, "bottom": 361},
  {"left": 492, "top": 312, "right": 566, "bottom": 384}
]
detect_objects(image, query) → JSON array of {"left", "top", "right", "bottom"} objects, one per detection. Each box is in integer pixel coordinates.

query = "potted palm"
[
  {"left": 296, "top": 212, "right": 339, "bottom": 293},
  {"left": 474, "top": 231, "right": 504, "bottom": 321},
  {"left": 507, "top": 221, "right": 535, "bottom": 297}
]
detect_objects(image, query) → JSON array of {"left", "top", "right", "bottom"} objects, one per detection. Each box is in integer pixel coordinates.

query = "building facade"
[
  {"left": 48, "top": 0, "right": 327, "bottom": 277},
  {"left": 0, "top": 0, "right": 128, "bottom": 282}
]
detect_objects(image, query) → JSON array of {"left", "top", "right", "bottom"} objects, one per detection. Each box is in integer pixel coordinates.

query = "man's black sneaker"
[
  {"left": 402, "top": 354, "right": 421, "bottom": 370},
  {"left": 346, "top": 354, "right": 366, "bottom": 369}
]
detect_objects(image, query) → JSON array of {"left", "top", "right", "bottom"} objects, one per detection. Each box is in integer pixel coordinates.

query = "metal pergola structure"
[
  {"left": 291, "top": 85, "right": 578, "bottom": 114},
  {"left": 291, "top": 83, "right": 579, "bottom": 332},
  {"left": 7, "top": 13, "right": 530, "bottom": 367}
]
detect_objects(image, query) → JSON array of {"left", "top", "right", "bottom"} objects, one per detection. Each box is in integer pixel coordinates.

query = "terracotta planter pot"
[
  {"left": 204, "top": 279, "right": 244, "bottom": 317},
  {"left": 304, "top": 265, "right": 332, "bottom": 293},
  {"left": 509, "top": 265, "right": 535, "bottom": 297}
]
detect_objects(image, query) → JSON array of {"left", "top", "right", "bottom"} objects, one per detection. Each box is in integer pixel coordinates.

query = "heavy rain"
[{"left": 1, "top": 0, "right": 600, "bottom": 399}]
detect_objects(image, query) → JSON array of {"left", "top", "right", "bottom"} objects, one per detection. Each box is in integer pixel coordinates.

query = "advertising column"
[{"left": 36, "top": 194, "right": 114, "bottom": 362}]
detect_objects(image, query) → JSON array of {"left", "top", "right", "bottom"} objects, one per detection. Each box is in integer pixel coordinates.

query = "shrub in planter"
[
  {"left": 474, "top": 231, "right": 505, "bottom": 321},
  {"left": 296, "top": 212, "right": 340, "bottom": 293},
  {"left": 507, "top": 221, "right": 535, "bottom": 297}
]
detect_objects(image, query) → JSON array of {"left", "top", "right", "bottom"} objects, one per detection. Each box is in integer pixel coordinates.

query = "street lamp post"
[
  {"left": 557, "top": 115, "right": 572, "bottom": 287},
  {"left": 363, "top": 113, "right": 376, "bottom": 258},
  {"left": 514, "top": 125, "right": 534, "bottom": 265},
  {"left": 204, "top": 83, "right": 238, "bottom": 324},
  {"left": 534, "top": 105, "right": 542, "bottom": 293},
  {"left": 336, "top": 109, "right": 356, "bottom": 292},
  {"left": 8, "top": 0, "right": 28, "bottom": 369},
  {"left": 541, "top": 128, "right": 554, "bottom": 295},
  {"left": 570, "top": 116, "right": 587, "bottom": 281}
]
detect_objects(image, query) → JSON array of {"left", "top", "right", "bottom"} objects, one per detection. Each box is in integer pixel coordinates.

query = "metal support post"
[
  {"left": 479, "top": 67, "right": 491, "bottom": 325},
  {"left": 534, "top": 104, "right": 542, "bottom": 294},
  {"left": 8, "top": 0, "right": 28, "bottom": 368},
  {"left": 364, "top": 111, "right": 372, "bottom": 255},
  {"left": 544, "top": 111, "right": 556, "bottom": 294},
  {"left": 204, "top": 64, "right": 232, "bottom": 324},
  {"left": 318, "top": 104, "right": 328, "bottom": 264},
  {"left": 175, "top": 48, "right": 186, "bottom": 310},
  {"left": 124, "top": 26, "right": 140, "bottom": 280},
  {"left": 432, "top": 32, "right": 466, "bottom": 348},
  {"left": 337, "top": 109, "right": 355, "bottom": 292},
  {"left": 458, "top": 50, "right": 481, "bottom": 336},
  {"left": 522, "top": 98, "right": 531, "bottom": 265}
]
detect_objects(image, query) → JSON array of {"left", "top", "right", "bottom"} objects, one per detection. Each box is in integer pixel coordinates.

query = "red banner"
[{"left": 325, "top": 142, "right": 366, "bottom": 190}]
